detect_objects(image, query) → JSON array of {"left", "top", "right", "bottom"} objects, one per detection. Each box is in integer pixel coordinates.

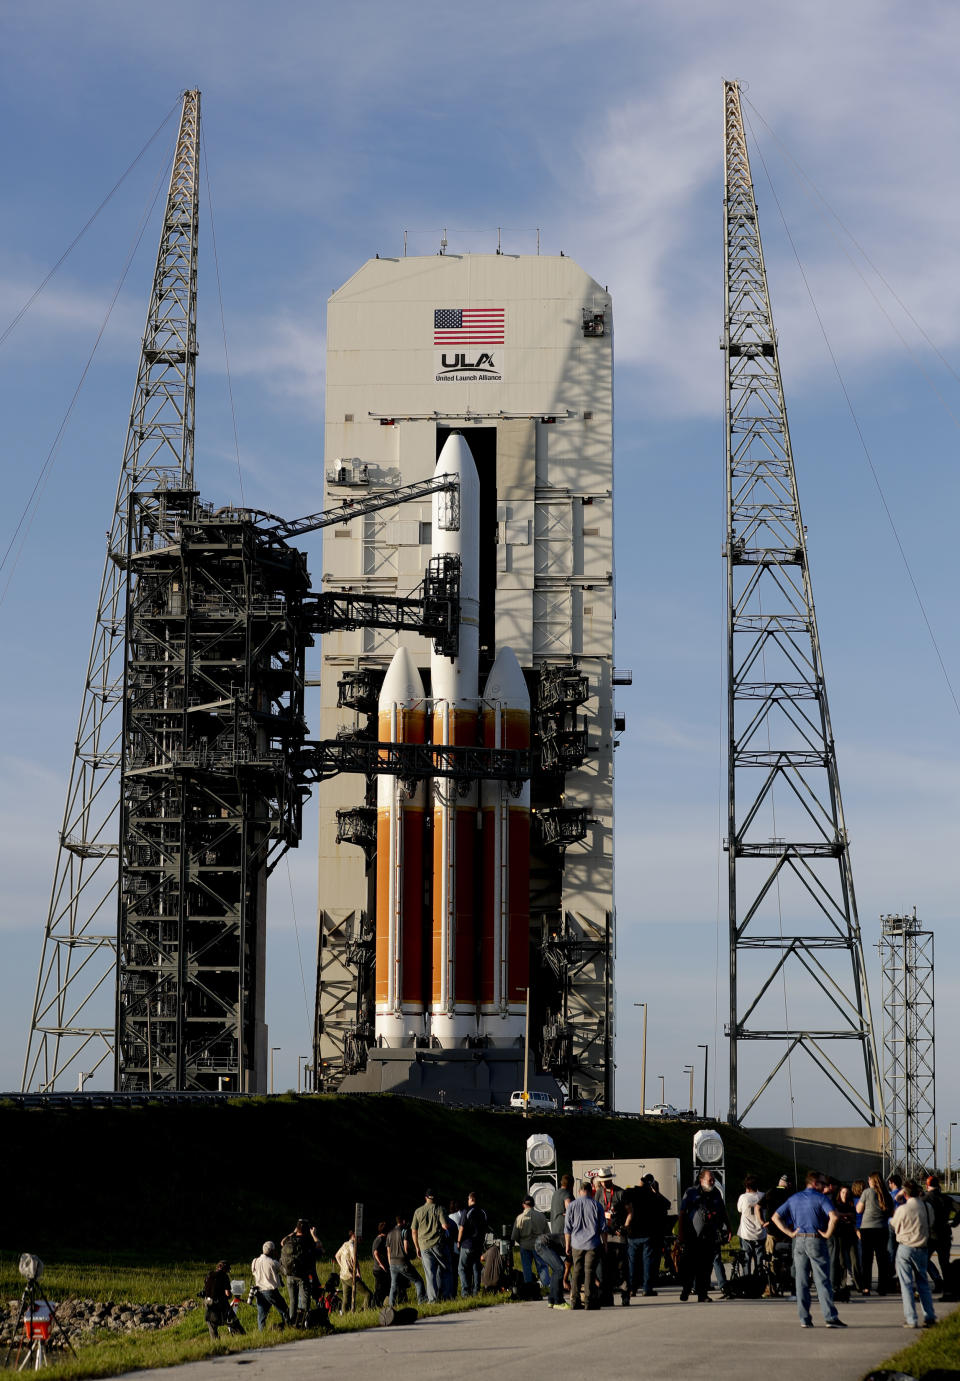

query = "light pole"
[
  {"left": 298, "top": 1055, "right": 309, "bottom": 1093},
  {"left": 522, "top": 988, "right": 531, "bottom": 1119},
  {"left": 683, "top": 1064, "right": 694, "bottom": 1112},
  {"left": 658, "top": 1074, "right": 665, "bottom": 1105},
  {"left": 697, "top": 1044, "right": 709, "bottom": 1119},
  {"left": 634, "top": 1002, "right": 647, "bottom": 1113},
  {"left": 949, "top": 1123, "right": 957, "bottom": 1191},
  {"left": 270, "top": 1046, "right": 281, "bottom": 1095}
]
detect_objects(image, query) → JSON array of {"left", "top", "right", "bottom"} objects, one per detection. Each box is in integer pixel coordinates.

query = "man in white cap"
[
  {"left": 594, "top": 1166, "right": 629, "bottom": 1305},
  {"left": 250, "top": 1241, "right": 291, "bottom": 1331}
]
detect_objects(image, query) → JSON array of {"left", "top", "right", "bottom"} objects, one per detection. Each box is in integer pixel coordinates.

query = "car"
[
  {"left": 509, "top": 1089, "right": 558, "bottom": 1112},
  {"left": 563, "top": 1098, "right": 602, "bottom": 1115},
  {"left": 643, "top": 1103, "right": 682, "bottom": 1117}
]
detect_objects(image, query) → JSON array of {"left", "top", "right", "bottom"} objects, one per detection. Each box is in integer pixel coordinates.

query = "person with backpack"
[
  {"left": 280, "top": 1219, "right": 322, "bottom": 1325},
  {"left": 202, "top": 1261, "right": 245, "bottom": 1341},
  {"left": 457, "top": 1192, "right": 488, "bottom": 1297}
]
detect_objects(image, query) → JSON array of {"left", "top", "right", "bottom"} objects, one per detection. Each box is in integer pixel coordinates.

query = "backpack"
[{"left": 280, "top": 1237, "right": 298, "bottom": 1275}]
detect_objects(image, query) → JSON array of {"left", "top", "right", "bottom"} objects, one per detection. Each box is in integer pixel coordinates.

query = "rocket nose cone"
[
  {"left": 482, "top": 646, "right": 530, "bottom": 709},
  {"left": 379, "top": 645, "right": 426, "bottom": 709},
  {"left": 434, "top": 431, "right": 479, "bottom": 485}
]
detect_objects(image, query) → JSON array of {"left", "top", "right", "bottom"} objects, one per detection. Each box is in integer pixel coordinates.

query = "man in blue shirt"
[
  {"left": 564, "top": 1183, "right": 607, "bottom": 1310},
  {"left": 772, "top": 1170, "right": 846, "bottom": 1329}
]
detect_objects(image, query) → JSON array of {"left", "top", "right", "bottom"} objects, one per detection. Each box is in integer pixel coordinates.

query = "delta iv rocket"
[
  {"left": 373, "top": 431, "right": 530, "bottom": 1050},
  {"left": 430, "top": 433, "right": 480, "bottom": 1044},
  {"left": 375, "top": 646, "right": 427, "bottom": 1047}
]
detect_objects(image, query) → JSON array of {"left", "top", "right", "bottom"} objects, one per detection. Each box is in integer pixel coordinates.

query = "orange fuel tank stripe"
[
  {"left": 506, "top": 809, "right": 530, "bottom": 1002},
  {"left": 431, "top": 705, "right": 477, "bottom": 1008}
]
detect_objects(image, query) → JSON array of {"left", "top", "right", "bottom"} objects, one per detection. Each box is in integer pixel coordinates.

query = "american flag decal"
[{"left": 434, "top": 307, "right": 505, "bottom": 345}]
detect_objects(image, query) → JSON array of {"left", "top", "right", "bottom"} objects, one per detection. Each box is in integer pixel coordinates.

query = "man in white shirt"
[
  {"left": 250, "top": 1242, "right": 291, "bottom": 1331},
  {"left": 335, "top": 1231, "right": 372, "bottom": 1314},
  {"left": 891, "top": 1180, "right": 937, "bottom": 1330},
  {"left": 736, "top": 1175, "right": 766, "bottom": 1276}
]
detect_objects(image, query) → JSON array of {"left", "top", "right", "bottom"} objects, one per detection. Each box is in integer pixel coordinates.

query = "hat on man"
[
  {"left": 424, "top": 1188, "right": 435, "bottom": 1199},
  {"left": 641, "top": 1173, "right": 656, "bottom": 1184},
  {"left": 778, "top": 1175, "right": 790, "bottom": 1187},
  {"left": 596, "top": 1166, "right": 614, "bottom": 1181}
]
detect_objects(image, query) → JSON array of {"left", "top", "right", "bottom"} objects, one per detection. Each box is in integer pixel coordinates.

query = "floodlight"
[
  {"left": 526, "top": 1134, "right": 557, "bottom": 1170},
  {"left": 693, "top": 1130, "right": 724, "bottom": 1165},
  {"left": 528, "top": 1180, "right": 555, "bottom": 1213},
  {"left": 525, "top": 1132, "right": 558, "bottom": 1203}
]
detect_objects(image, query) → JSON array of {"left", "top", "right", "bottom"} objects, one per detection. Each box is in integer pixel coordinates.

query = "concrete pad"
[{"left": 115, "top": 1287, "right": 958, "bottom": 1381}]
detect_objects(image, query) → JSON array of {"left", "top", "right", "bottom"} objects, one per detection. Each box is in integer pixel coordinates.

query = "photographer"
[
  {"left": 677, "top": 1169, "right": 727, "bottom": 1302},
  {"left": 280, "top": 1218, "right": 323, "bottom": 1326},
  {"left": 250, "top": 1241, "right": 290, "bottom": 1332},
  {"left": 202, "top": 1261, "right": 245, "bottom": 1341}
]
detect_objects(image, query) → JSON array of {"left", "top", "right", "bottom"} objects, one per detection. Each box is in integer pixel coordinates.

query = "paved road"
[{"left": 119, "top": 1287, "right": 957, "bottom": 1381}]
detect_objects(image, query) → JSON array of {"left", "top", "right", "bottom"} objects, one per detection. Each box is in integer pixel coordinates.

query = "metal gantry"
[
  {"left": 22, "top": 90, "right": 202, "bottom": 1092},
  {"left": 722, "top": 80, "right": 881, "bottom": 1125},
  {"left": 879, "top": 911, "right": 935, "bottom": 1176}
]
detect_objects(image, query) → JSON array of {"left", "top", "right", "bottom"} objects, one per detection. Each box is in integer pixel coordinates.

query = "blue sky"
[{"left": 0, "top": 2, "right": 958, "bottom": 1149}]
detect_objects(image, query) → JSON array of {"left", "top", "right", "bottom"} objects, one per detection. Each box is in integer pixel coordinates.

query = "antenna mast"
[
  {"left": 22, "top": 90, "right": 201, "bottom": 1091},
  {"left": 722, "top": 80, "right": 881, "bottom": 1125}
]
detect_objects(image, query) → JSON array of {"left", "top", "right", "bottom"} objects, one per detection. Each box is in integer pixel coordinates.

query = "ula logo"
[{"left": 439, "top": 351, "right": 498, "bottom": 373}]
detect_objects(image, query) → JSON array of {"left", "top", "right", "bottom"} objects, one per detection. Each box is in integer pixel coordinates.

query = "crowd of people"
[{"left": 199, "top": 1166, "right": 957, "bottom": 1338}]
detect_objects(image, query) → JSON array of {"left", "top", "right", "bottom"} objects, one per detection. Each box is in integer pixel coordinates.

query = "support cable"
[
  {"left": 0, "top": 100, "right": 180, "bottom": 352},
  {"left": 200, "top": 125, "right": 245, "bottom": 505},
  {"left": 746, "top": 119, "right": 960, "bottom": 722},
  {"left": 0, "top": 152, "right": 173, "bottom": 605},
  {"left": 743, "top": 96, "right": 960, "bottom": 398}
]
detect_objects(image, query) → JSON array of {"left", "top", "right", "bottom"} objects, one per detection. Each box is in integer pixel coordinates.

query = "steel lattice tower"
[
  {"left": 879, "top": 911, "right": 935, "bottom": 1177},
  {"left": 722, "top": 80, "right": 881, "bottom": 1125},
  {"left": 22, "top": 91, "right": 201, "bottom": 1091}
]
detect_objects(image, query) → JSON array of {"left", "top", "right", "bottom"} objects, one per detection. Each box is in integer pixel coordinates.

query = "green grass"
[
  {"left": 868, "top": 1306, "right": 960, "bottom": 1378},
  {"left": 1, "top": 1256, "right": 503, "bottom": 1381},
  {"left": 0, "top": 1257, "right": 201, "bottom": 1307}
]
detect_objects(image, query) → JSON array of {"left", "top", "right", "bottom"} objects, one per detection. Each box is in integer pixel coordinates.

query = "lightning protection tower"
[
  {"left": 879, "top": 910, "right": 935, "bottom": 1177},
  {"left": 722, "top": 80, "right": 881, "bottom": 1125},
  {"left": 22, "top": 91, "right": 201, "bottom": 1091}
]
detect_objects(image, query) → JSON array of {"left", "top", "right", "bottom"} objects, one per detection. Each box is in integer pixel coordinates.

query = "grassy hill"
[{"left": 0, "top": 1095, "right": 797, "bottom": 1261}]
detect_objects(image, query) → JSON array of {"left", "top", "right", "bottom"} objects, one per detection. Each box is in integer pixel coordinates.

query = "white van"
[{"left": 509, "top": 1089, "right": 558, "bottom": 1112}]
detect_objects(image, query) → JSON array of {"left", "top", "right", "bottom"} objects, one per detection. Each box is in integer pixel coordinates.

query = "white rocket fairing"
[
  {"left": 375, "top": 646, "right": 427, "bottom": 1046},
  {"left": 430, "top": 433, "right": 481, "bottom": 1043},
  {"left": 480, "top": 646, "right": 530, "bottom": 1044}
]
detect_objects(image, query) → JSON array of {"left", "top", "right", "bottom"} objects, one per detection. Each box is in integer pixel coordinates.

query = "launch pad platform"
[{"left": 338, "top": 1045, "right": 563, "bottom": 1107}]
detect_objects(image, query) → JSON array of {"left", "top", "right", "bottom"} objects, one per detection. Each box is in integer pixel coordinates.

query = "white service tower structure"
[{"left": 315, "top": 249, "right": 617, "bottom": 1106}]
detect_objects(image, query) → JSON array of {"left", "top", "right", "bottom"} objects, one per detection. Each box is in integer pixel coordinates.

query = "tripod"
[{"left": 5, "top": 1278, "right": 75, "bottom": 1371}]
